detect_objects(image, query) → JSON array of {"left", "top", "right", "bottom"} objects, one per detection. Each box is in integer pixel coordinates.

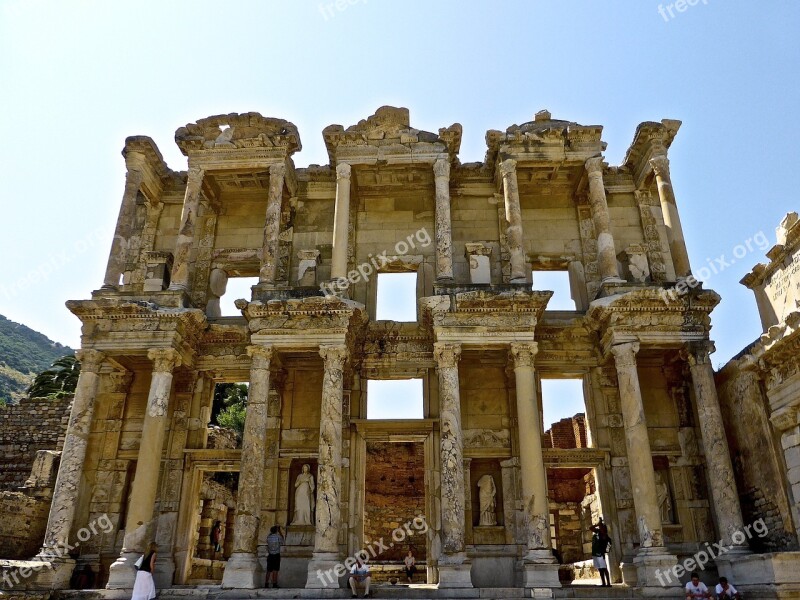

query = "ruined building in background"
[{"left": 4, "top": 107, "right": 799, "bottom": 597}]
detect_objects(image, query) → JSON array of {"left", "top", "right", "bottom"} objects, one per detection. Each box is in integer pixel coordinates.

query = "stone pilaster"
[
  {"left": 102, "top": 158, "right": 146, "bottom": 289},
  {"left": 331, "top": 163, "right": 352, "bottom": 283},
  {"left": 686, "top": 342, "right": 749, "bottom": 556},
  {"left": 306, "top": 344, "right": 348, "bottom": 588},
  {"left": 433, "top": 158, "right": 454, "bottom": 282},
  {"left": 107, "top": 348, "right": 181, "bottom": 590},
  {"left": 33, "top": 350, "right": 105, "bottom": 589},
  {"left": 433, "top": 342, "right": 472, "bottom": 588},
  {"left": 169, "top": 166, "right": 204, "bottom": 291},
  {"left": 585, "top": 157, "right": 623, "bottom": 283},
  {"left": 259, "top": 163, "right": 286, "bottom": 285},
  {"left": 611, "top": 342, "right": 678, "bottom": 591},
  {"left": 499, "top": 159, "right": 528, "bottom": 283},
  {"left": 223, "top": 345, "right": 274, "bottom": 588},
  {"left": 509, "top": 343, "right": 560, "bottom": 588},
  {"left": 650, "top": 154, "right": 691, "bottom": 279}
]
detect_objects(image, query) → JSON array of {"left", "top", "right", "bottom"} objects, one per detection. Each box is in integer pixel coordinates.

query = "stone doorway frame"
[{"left": 349, "top": 418, "right": 438, "bottom": 584}]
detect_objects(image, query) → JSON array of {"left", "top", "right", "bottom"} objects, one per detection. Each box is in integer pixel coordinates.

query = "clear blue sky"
[{"left": 1, "top": 0, "right": 799, "bottom": 380}]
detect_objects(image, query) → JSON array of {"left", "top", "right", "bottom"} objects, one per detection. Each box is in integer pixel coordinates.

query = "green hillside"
[{"left": 0, "top": 314, "right": 74, "bottom": 404}]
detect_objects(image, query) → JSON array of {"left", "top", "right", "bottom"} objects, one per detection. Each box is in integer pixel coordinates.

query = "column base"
[
  {"left": 153, "top": 554, "right": 176, "bottom": 589},
  {"left": 437, "top": 552, "right": 473, "bottom": 588},
  {"left": 714, "top": 546, "right": 752, "bottom": 582},
  {"left": 221, "top": 552, "right": 264, "bottom": 589},
  {"left": 632, "top": 546, "right": 682, "bottom": 596},
  {"left": 26, "top": 556, "right": 74, "bottom": 590},
  {"left": 106, "top": 552, "right": 139, "bottom": 589},
  {"left": 305, "top": 551, "right": 342, "bottom": 589},
  {"left": 521, "top": 561, "right": 561, "bottom": 589}
]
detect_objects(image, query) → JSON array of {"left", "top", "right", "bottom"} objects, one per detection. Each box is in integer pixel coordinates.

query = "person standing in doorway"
[
  {"left": 266, "top": 525, "right": 284, "bottom": 588},
  {"left": 591, "top": 532, "right": 611, "bottom": 587},
  {"left": 210, "top": 520, "right": 222, "bottom": 553},
  {"left": 404, "top": 548, "right": 416, "bottom": 583}
]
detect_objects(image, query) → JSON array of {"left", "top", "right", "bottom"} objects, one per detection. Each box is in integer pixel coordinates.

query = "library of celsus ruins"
[{"left": 5, "top": 107, "right": 800, "bottom": 598}]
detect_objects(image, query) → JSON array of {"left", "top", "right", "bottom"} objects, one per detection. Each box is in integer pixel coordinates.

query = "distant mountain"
[{"left": 0, "top": 314, "right": 74, "bottom": 404}]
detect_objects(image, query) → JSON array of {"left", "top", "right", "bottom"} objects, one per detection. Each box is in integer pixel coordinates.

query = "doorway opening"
[
  {"left": 187, "top": 471, "right": 239, "bottom": 584},
  {"left": 363, "top": 441, "right": 427, "bottom": 584}
]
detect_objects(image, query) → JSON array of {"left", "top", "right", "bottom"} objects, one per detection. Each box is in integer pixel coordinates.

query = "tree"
[
  {"left": 214, "top": 383, "right": 248, "bottom": 437},
  {"left": 27, "top": 354, "right": 81, "bottom": 399}
]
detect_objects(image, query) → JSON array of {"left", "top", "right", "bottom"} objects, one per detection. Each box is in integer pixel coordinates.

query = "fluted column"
[
  {"left": 585, "top": 157, "right": 622, "bottom": 283},
  {"left": 433, "top": 158, "right": 454, "bottom": 282},
  {"left": 330, "top": 163, "right": 352, "bottom": 282},
  {"left": 222, "top": 345, "right": 274, "bottom": 589},
  {"left": 433, "top": 342, "right": 472, "bottom": 588},
  {"left": 107, "top": 348, "right": 181, "bottom": 589},
  {"left": 650, "top": 154, "right": 691, "bottom": 279},
  {"left": 686, "top": 342, "right": 749, "bottom": 551},
  {"left": 306, "top": 344, "right": 348, "bottom": 588},
  {"left": 169, "top": 166, "right": 205, "bottom": 291},
  {"left": 259, "top": 163, "right": 286, "bottom": 285},
  {"left": 103, "top": 158, "right": 146, "bottom": 289},
  {"left": 499, "top": 159, "right": 528, "bottom": 283}
]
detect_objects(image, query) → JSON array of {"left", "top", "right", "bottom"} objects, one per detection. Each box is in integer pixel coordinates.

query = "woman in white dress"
[
  {"left": 292, "top": 464, "right": 315, "bottom": 525},
  {"left": 131, "top": 542, "right": 157, "bottom": 600}
]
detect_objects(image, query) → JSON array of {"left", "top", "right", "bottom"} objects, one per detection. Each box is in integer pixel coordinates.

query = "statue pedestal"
[{"left": 285, "top": 524, "right": 315, "bottom": 546}]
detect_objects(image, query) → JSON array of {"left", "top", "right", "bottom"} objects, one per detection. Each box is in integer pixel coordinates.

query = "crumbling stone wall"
[
  {"left": 0, "top": 492, "right": 50, "bottom": 558},
  {"left": 0, "top": 396, "right": 72, "bottom": 490}
]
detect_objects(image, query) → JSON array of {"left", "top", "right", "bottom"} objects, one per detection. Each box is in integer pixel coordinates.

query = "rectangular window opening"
[
  {"left": 366, "top": 379, "right": 424, "bottom": 420},
  {"left": 533, "top": 270, "right": 576, "bottom": 311},
  {"left": 540, "top": 378, "right": 591, "bottom": 448},
  {"left": 220, "top": 276, "right": 259, "bottom": 317},
  {"left": 376, "top": 272, "right": 418, "bottom": 321}
]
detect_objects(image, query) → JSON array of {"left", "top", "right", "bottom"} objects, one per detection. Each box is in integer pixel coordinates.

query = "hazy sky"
[{"left": 1, "top": 0, "right": 798, "bottom": 408}]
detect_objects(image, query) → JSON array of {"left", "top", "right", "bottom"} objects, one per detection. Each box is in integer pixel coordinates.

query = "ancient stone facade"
[{"left": 4, "top": 107, "right": 788, "bottom": 597}]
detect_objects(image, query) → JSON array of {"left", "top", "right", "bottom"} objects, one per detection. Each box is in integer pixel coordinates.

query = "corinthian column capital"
[
  {"left": 269, "top": 162, "right": 287, "bottom": 179},
  {"left": 247, "top": 344, "right": 274, "bottom": 370},
  {"left": 499, "top": 158, "right": 517, "bottom": 178},
  {"left": 585, "top": 156, "right": 605, "bottom": 178},
  {"left": 336, "top": 162, "right": 352, "bottom": 180},
  {"left": 649, "top": 154, "right": 671, "bottom": 179},
  {"left": 433, "top": 157, "right": 450, "bottom": 179},
  {"left": 75, "top": 349, "right": 106, "bottom": 373},
  {"left": 686, "top": 341, "right": 715, "bottom": 367},
  {"left": 433, "top": 342, "right": 461, "bottom": 369},
  {"left": 147, "top": 348, "right": 182, "bottom": 373},
  {"left": 510, "top": 342, "right": 538, "bottom": 369},
  {"left": 610, "top": 342, "right": 640, "bottom": 369},
  {"left": 319, "top": 344, "right": 348, "bottom": 371},
  {"left": 186, "top": 166, "right": 205, "bottom": 185}
]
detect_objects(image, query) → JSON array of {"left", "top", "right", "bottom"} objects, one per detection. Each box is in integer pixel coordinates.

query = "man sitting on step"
[{"left": 349, "top": 557, "right": 372, "bottom": 598}]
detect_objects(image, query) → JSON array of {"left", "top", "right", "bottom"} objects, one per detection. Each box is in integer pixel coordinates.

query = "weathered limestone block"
[
  {"left": 297, "top": 249, "right": 321, "bottom": 286},
  {"left": 465, "top": 243, "right": 492, "bottom": 284}
]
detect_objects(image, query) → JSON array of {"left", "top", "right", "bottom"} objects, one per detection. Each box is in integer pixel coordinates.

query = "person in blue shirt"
[
  {"left": 265, "top": 525, "right": 284, "bottom": 588},
  {"left": 349, "top": 557, "right": 371, "bottom": 598}
]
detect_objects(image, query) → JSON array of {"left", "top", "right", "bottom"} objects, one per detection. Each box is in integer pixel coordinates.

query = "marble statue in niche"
[{"left": 292, "top": 463, "right": 315, "bottom": 525}]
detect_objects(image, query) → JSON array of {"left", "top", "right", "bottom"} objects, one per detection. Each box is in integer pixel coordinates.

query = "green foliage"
[
  {"left": 213, "top": 383, "right": 249, "bottom": 437},
  {"left": 27, "top": 355, "right": 80, "bottom": 399}
]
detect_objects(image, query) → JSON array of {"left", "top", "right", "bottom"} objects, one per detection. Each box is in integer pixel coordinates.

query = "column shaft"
[
  {"left": 259, "top": 163, "right": 286, "bottom": 284},
  {"left": 314, "top": 344, "right": 348, "bottom": 553},
  {"left": 585, "top": 158, "right": 622, "bottom": 282},
  {"left": 510, "top": 343, "right": 554, "bottom": 561},
  {"left": 330, "top": 164, "right": 352, "bottom": 282},
  {"left": 650, "top": 155, "right": 691, "bottom": 279},
  {"left": 687, "top": 342, "right": 748, "bottom": 548},
  {"left": 103, "top": 164, "right": 145, "bottom": 288},
  {"left": 169, "top": 167, "right": 205, "bottom": 291},
  {"left": 499, "top": 159, "right": 527, "bottom": 282},
  {"left": 40, "top": 350, "right": 105, "bottom": 550},
  {"left": 433, "top": 343, "right": 466, "bottom": 557},
  {"left": 434, "top": 158, "right": 454, "bottom": 282},
  {"left": 611, "top": 342, "right": 664, "bottom": 549}
]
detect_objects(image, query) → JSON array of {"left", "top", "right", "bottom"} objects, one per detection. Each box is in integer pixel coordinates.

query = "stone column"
[
  {"left": 585, "top": 157, "right": 623, "bottom": 283},
  {"left": 499, "top": 159, "right": 528, "bottom": 283},
  {"left": 433, "top": 342, "right": 472, "bottom": 588},
  {"left": 610, "top": 342, "right": 678, "bottom": 590},
  {"left": 686, "top": 342, "right": 749, "bottom": 554},
  {"left": 433, "top": 158, "right": 454, "bottom": 282},
  {"left": 259, "top": 163, "right": 286, "bottom": 285},
  {"left": 306, "top": 344, "right": 348, "bottom": 588},
  {"left": 107, "top": 348, "right": 181, "bottom": 589},
  {"left": 169, "top": 166, "right": 205, "bottom": 292},
  {"left": 330, "top": 163, "right": 352, "bottom": 283},
  {"left": 650, "top": 154, "right": 691, "bottom": 279},
  {"left": 509, "top": 343, "right": 560, "bottom": 588},
  {"left": 33, "top": 350, "right": 105, "bottom": 588},
  {"left": 223, "top": 345, "right": 274, "bottom": 588},
  {"left": 102, "top": 159, "right": 146, "bottom": 289}
]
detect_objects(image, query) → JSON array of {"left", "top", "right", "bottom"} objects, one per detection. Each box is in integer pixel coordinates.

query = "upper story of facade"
[{"left": 93, "top": 106, "right": 692, "bottom": 324}]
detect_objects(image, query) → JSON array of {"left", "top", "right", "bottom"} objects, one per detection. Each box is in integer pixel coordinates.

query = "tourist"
[
  {"left": 685, "top": 572, "right": 712, "bottom": 599},
  {"left": 210, "top": 520, "right": 222, "bottom": 553},
  {"left": 266, "top": 525, "right": 284, "bottom": 588},
  {"left": 131, "top": 542, "right": 157, "bottom": 600},
  {"left": 349, "top": 557, "right": 371, "bottom": 598},
  {"left": 590, "top": 516, "right": 609, "bottom": 542},
  {"left": 591, "top": 531, "right": 611, "bottom": 587},
  {"left": 404, "top": 549, "right": 416, "bottom": 583},
  {"left": 715, "top": 576, "right": 741, "bottom": 599}
]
